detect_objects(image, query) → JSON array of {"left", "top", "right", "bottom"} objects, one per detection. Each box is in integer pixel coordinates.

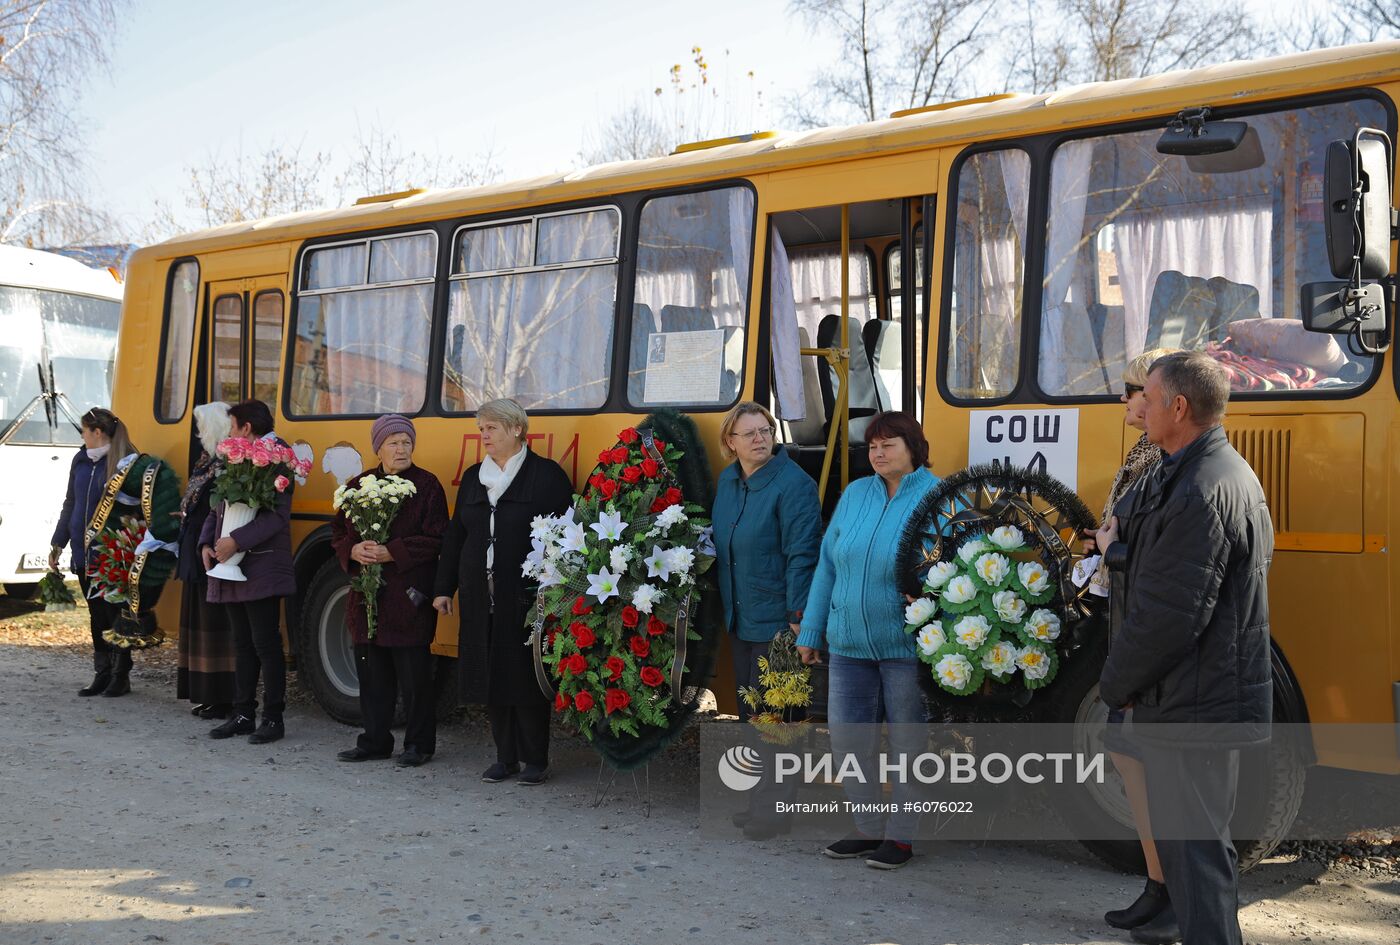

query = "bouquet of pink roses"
[{"left": 210, "top": 437, "right": 310, "bottom": 511}]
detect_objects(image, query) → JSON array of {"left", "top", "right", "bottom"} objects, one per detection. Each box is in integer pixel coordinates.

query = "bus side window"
[
  {"left": 211, "top": 294, "right": 244, "bottom": 404},
  {"left": 946, "top": 150, "right": 1030, "bottom": 401},
  {"left": 157, "top": 259, "right": 199, "bottom": 422},
  {"left": 252, "top": 291, "right": 283, "bottom": 408}
]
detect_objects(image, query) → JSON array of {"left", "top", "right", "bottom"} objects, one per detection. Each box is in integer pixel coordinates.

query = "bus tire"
[
  {"left": 297, "top": 559, "right": 360, "bottom": 726},
  {"left": 3, "top": 582, "right": 39, "bottom": 600},
  {"left": 1049, "top": 631, "right": 1307, "bottom": 875}
]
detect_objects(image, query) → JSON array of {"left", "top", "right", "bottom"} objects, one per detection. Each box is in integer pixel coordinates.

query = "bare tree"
[
  {"left": 786, "top": 0, "right": 995, "bottom": 125},
  {"left": 1274, "top": 0, "right": 1400, "bottom": 51},
  {"left": 581, "top": 47, "right": 767, "bottom": 164},
  {"left": 0, "top": 0, "right": 124, "bottom": 246},
  {"left": 334, "top": 121, "right": 501, "bottom": 203}
]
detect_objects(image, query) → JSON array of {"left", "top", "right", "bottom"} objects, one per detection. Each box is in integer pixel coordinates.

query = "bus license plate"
[{"left": 20, "top": 553, "right": 49, "bottom": 571}]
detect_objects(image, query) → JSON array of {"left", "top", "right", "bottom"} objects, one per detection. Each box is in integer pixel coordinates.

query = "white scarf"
[
  {"left": 478, "top": 446, "right": 527, "bottom": 573},
  {"left": 86, "top": 444, "right": 110, "bottom": 462}
]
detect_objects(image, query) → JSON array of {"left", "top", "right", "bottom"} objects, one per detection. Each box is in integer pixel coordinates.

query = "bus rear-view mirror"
[{"left": 1156, "top": 107, "right": 1248, "bottom": 157}]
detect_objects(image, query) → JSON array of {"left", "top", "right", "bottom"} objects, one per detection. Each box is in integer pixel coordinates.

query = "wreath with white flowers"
[{"left": 897, "top": 464, "right": 1096, "bottom": 704}]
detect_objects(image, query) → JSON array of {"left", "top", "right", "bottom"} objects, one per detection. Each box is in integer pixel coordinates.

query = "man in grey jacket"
[{"left": 1098, "top": 350, "right": 1274, "bottom": 945}]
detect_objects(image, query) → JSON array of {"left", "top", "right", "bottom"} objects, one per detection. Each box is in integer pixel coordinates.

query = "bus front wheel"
[
  {"left": 4, "top": 582, "right": 39, "bottom": 600},
  {"left": 297, "top": 559, "right": 361, "bottom": 725}
]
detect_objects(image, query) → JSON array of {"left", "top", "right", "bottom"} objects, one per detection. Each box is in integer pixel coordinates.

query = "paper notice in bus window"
[
  {"left": 643, "top": 330, "right": 724, "bottom": 403},
  {"left": 968, "top": 408, "right": 1079, "bottom": 491}
]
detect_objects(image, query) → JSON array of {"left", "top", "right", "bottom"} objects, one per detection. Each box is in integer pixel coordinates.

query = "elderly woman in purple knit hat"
[{"left": 331, "top": 413, "right": 449, "bottom": 767}]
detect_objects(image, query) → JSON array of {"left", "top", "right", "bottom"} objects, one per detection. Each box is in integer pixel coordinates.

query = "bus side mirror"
[
  {"left": 1323, "top": 132, "right": 1393, "bottom": 281},
  {"left": 1301, "top": 130, "right": 1395, "bottom": 355}
]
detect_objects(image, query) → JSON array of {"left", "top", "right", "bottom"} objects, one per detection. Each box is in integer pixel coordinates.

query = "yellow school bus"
[{"left": 117, "top": 41, "right": 1399, "bottom": 869}]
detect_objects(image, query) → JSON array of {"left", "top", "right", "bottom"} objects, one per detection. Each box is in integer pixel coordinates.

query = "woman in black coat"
[{"left": 433, "top": 398, "right": 572, "bottom": 786}]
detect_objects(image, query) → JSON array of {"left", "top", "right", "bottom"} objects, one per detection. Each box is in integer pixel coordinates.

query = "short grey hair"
[
  {"left": 477, "top": 397, "right": 528, "bottom": 440},
  {"left": 1148, "top": 351, "right": 1230, "bottom": 424},
  {"left": 193, "top": 401, "right": 232, "bottom": 457}
]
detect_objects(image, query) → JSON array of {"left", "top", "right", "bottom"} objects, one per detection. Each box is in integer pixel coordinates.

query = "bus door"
[
  {"left": 764, "top": 174, "right": 936, "bottom": 505},
  {"left": 203, "top": 277, "right": 286, "bottom": 409}
]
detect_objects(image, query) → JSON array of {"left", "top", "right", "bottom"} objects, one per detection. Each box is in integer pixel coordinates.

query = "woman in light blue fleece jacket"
[{"left": 796, "top": 410, "right": 938, "bottom": 870}]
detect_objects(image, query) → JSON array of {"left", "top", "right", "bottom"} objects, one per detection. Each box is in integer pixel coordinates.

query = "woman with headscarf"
[
  {"left": 332, "top": 414, "right": 448, "bottom": 767},
  {"left": 176, "top": 402, "right": 237, "bottom": 719},
  {"left": 433, "top": 398, "right": 572, "bottom": 786}
]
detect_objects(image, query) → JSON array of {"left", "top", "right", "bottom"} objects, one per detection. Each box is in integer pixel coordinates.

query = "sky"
[{"left": 81, "top": 0, "right": 833, "bottom": 234}]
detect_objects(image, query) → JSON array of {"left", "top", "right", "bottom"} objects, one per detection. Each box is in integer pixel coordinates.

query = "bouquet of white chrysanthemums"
[
  {"left": 332, "top": 473, "right": 417, "bottom": 639},
  {"left": 903, "top": 524, "right": 1063, "bottom": 696}
]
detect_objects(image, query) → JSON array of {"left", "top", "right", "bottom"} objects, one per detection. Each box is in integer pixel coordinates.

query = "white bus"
[{"left": 0, "top": 246, "right": 123, "bottom": 597}]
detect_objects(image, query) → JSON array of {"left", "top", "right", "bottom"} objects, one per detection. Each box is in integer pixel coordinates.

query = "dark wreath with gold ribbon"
[{"left": 896, "top": 463, "right": 1098, "bottom": 713}]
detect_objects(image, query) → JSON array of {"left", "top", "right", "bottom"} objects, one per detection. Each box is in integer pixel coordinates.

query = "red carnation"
[
  {"left": 640, "top": 458, "right": 660, "bottom": 478},
  {"left": 570, "top": 623, "right": 596, "bottom": 649},
  {"left": 646, "top": 615, "right": 668, "bottom": 637},
  {"left": 653, "top": 439, "right": 666, "bottom": 452},
  {"left": 573, "top": 690, "right": 595, "bottom": 712},
  {"left": 640, "top": 666, "right": 665, "bottom": 687},
  {"left": 554, "top": 692, "right": 568, "bottom": 712},
  {"left": 620, "top": 605, "right": 640, "bottom": 628},
  {"left": 629, "top": 636, "right": 650, "bottom": 659},
  {"left": 609, "top": 446, "right": 629, "bottom": 464},
  {"left": 561, "top": 653, "right": 587, "bottom": 676},
  {"left": 604, "top": 688, "right": 631, "bottom": 715},
  {"left": 618, "top": 427, "right": 639, "bottom": 444},
  {"left": 588, "top": 473, "right": 607, "bottom": 492},
  {"left": 572, "top": 596, "right": 593, "bottom": 616},
  {"left": 600, "top": 479, "right": 618, "bottom": 499},
  {"left": 621, "top": 465, "right": 642, "bottom": 484},
  {"left": 597, "top": 449, "right": 614, "bottom": 464},
  {"left": 605, "top": 655, "right": 625, "bottom": 681},
  {"left": 650, "top": 487, "right": 683, "bottom": 513}
]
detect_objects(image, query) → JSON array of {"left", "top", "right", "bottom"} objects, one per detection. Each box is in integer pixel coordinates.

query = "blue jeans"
[{"left": 827, "top": 653, "right": 927, "bottom": 844}]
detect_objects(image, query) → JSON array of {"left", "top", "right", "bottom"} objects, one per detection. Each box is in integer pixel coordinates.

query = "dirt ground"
[{"left": 2, "top": 595, "right": 1399, "bottom": 945}]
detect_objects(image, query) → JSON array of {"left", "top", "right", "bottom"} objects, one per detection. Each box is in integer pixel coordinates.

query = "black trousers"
[
  {"left": 356, "top": 643, "right": 436, "bottom": 756},
  {"left": 77, "top": 573, "right": 120, "bottom": 670},
  {"left": 1143, "top": 744, "right": 1244, "bottom": 945},
  {"left": 488, "top": 701, "right": 551, "bottom": 768},
  {"left": 731, "top": 635, "right": 802, "bottom": 825},
  {"left": 227, "top": 597, "right": 285, "bottom": 719}
]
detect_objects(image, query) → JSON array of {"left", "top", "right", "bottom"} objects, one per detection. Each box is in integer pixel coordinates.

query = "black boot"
[
  {"left": 1130, "top": 905, "right": 1181, "bottom": 945},
  {"left": 248, "top": 715, "right": 284, "bottom": 744},
  {"left": 101, "top": 650, "right": 132, "bottom": 697},
  {"left": 79, "top": 652, "right": 112, "bottom": 697},
  {"left": 1106, "top": 878, "right": 1170, "bottom": 930}
]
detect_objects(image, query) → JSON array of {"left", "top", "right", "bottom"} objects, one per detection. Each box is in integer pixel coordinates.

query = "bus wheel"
[
  {"left": 1049, "top": 632, "right": 1307, "bottom": 875},
  {"left": 297, "top": 559, "right": 360, "bottom": 725},
  {"left": 4, "top": 582, "right": 40, "bottom": 600}
]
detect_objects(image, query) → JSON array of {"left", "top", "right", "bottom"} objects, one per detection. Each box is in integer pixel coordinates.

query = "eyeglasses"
[
  {"left": 1123, "top": 384, "right": 1143, "bottom": 395},
  {"left": 731, "top": 427, "right": 774, "bottom": 442}
]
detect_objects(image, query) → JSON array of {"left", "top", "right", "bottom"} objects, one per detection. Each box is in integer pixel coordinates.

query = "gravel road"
[{"left": 2, "top": 601, "right": 1399, "bottom": 945}]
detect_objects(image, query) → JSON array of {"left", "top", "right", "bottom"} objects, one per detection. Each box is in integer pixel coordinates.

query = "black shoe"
[
  {"left": 248, "top": 719, "right": 284, "bottom": 744},
  {"left": 79, "top": 672, "right": 112, "bottom": 697},
  {"left": 1130, "top": 905, "right": 1181, "bottom": 945},
  {"left": 210, "top": 714, "right": 256, "bottom": 739},
  {"left": 1107, "top": 878, "right": 1170, "bottom": 930},
  {"left": 100, "top": 673, "right": 131, "bottom": 697},
  {"left": 481, "top": 762, "right": 520, "bottom": 783},
  {"left": 517, "top": 764, "right": 549, "bottom": 785},
  {"left": 865, "top": 839, "right": 914, "bottom": 870},
  {"left": 397, "top": 748, "right": 433, "bottom": 768},
  {"left": 823, "top": 833, "right": 883, "bottom": 859},
  {"left": 731, "top": 810, "right": 752, "bottom": 829},
  {"left": 198, "top": 703, "right": 231, "bottom": 720},
  {"left": 191, "top": 703, "right": 210, "bottom": 716},
  {"left": 338, "top": 746, "right": 391, "bottom": 762}
]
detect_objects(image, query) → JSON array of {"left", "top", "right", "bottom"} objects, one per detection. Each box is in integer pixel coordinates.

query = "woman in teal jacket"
[
  {"left": 796, "top": 410, "right": 939, "bottom": 870},
  {"left": 712, "top": 401, "right": 822, "bottom": 838}
]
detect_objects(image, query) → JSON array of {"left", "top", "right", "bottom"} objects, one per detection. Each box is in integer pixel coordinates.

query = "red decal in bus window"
[
  {"left": 452, "top": 434, "right": 482, "bottom": 485},
  {"left": 559, "top": 433, "right": 580, "bottom": 485},
  {"left": 452, "top": 431, "right": 581, "bottom": 485}
]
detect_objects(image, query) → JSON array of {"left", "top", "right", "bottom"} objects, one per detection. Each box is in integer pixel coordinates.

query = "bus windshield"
[
  {"left": 0, "top": 285, "right": 121, "bottom": 445},
  {"left": 1037, "top": 96, "right": 1389, "bottom": 397}
]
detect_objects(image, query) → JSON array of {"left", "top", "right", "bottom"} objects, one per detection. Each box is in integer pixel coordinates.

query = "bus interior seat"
[
  {"left": 1146, "top": 270, "right": 1258, "bottom": 351},
  {"left": 628, "top": 302, "right": 657, "bottom": 391},
  {"left": 719, "top": 325, "right": 743, "bottom": 403},
  {"left": 861, "top": 319, "right": 883, "bottom": 372},
  {"left": 658, "top": 304, "right": 715, "bottom": 333},
  {"left": 869, "top": 320, "right": 903, "bottom": 413},
  {"left": 784, "top": 326, "right": 827, "bottom": 446},
  {"left": 816, "top": 314, "right": 880, "bottom": 442}
]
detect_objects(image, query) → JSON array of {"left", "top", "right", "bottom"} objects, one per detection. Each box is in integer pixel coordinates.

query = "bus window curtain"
[
  {"left": 768, "top": 224, "right": 804, "bottom": 421},
  {"left": 1040, "top": 140, "right": 1095, "bottom": 394}
]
